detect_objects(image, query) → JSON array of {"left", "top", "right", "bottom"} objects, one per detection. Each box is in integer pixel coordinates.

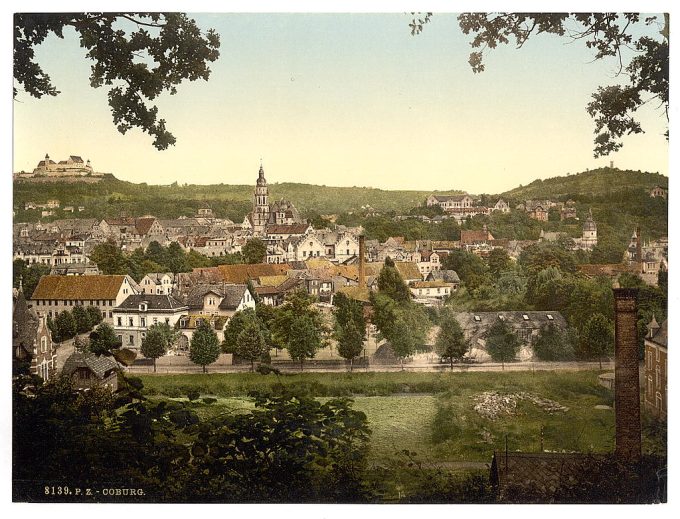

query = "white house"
[
  {"left": 113, "top": 294, "right": 189, "bottom": 349},
  {"left": 180, "top": 284, "right": 256, "bottom": 318},
  {"left": 409, "top": 280, "right": 455, "bottom": 301},
  {"left": 139, "top": 272, "right": 176, "bottom": 295},
  {"left": 334, "top": 232, "right": 360, "bottom": 263}
]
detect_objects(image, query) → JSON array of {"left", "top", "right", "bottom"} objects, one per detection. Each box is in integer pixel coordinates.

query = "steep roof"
[
  {"left": 453, "top": 311, "right": 567, "bottom": 345},
  {"left": 180, "top": 283, "right": 248, "bottom": 310},
  {"left": 135, "top": 217, "right": 157, "bottom": 236},
  {"left": 114, "top": 294, "right": 187, "bottom": 311},
  {"left": 461, "top": 229, "right": 495, "bottom": 244},
  {"left": 647, "top": 320, "right": 667, "bottom": 349},
  {"left": 62, "top": 352, "right": 118, "bottom": 379},
  {"left": 218, "top": 285, "right": 248, "bottom": 310},
  {"left": 266, "top": 223, "right": 310, "bottom": 235},
  {"left": 69, "top": 155, "right": 84, "bottom": 163},
  {"left": 31, "top": 275, "right": 131, "bottom": 300},
  {"left": 13, "top": 291, "right": 40, "bottom": 355},
  {"left": 211, "top": 263, "right": 292, "bottom": 284}
]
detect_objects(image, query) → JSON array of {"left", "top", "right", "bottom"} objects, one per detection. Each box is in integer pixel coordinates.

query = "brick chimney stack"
[
  {"left": 358, "top": 235, "right": 366, "bottom": 289},
  {"left": 636, "top": 225, "right": 642, "bottom": 265},
  {"left": 613, "top": 287, "right": 641, "bottom": 464}
]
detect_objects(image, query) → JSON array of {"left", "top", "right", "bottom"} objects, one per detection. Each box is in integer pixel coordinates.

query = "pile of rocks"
[
  {"left": 473, "top": 391, "right": 568, "bottom": 421},
  {"left": 473, "top": 391, "right": 520, "bottom": 420}
]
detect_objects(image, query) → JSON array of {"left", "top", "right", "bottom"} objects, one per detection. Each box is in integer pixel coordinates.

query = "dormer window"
[
  {"left": 473, "top": 315, "right": 481, "bottom": 322},
  {"left": 522, "top": 314, "right": 529, "bottom": 321},
  {"left": 546, "top": 314, "right": 554, "bottom": 320}
]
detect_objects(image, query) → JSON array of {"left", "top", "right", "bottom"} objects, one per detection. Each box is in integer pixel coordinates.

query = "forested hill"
[
  {"left": 502, "top": 167, "right": 667, "bottom": 201},
  {"left": 12, "top": 175, "right": 463, "bottom": 223},
  {"left": 13, "top": 167, "right": 666, "bottom": 224}
]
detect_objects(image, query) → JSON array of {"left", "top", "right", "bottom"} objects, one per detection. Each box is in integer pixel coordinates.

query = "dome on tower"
[{"left": 256, "top": 164, "right": 267, "bottom": 186}]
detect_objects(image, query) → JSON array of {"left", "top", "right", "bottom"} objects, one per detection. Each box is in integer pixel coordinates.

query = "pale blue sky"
[{"left": 12, "top": 12, "right": 669, "bottom": 192}]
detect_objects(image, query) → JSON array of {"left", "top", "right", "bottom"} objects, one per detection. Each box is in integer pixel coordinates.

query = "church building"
[{"left": 244, "top": 163, "right": 303, "bottom": 236}]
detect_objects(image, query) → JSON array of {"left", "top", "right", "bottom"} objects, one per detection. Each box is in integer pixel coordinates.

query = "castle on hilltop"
[
  {"left": 242, "top": 162, "right": 303, "bottom": 236},
  {"left": 29, "top": 154, "right": 103, "bottom": 177}
]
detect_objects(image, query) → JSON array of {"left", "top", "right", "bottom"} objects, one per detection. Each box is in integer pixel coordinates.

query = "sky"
[{"left": 11, "top": 10, "right": 670, "bottom": 194}]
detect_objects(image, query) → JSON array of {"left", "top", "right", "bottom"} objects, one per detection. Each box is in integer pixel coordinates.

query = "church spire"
[{"left": 257, "top": 160, "right": 266, "bottom": 186}]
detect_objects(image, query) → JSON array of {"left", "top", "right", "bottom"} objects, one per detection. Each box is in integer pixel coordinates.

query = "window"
[
  {"left": 141, "top": 317, "right": 146, "bottom": 327},
  {"left": 473, "top": 315, "right": 481, "bottom": 322},
  {"left": 109, "top": 311, "right": 113, "bottom": 319},
  {"left": 165, "top": 318, "right": 170, "bottom": 325},
  {"left": 40, "top": 336, "right": 47, "bottom": 353},
  {"left": 129, "top": 335, "right": 135, "bottom": 345},
  {"left": 117, "top": 317, "right": 122, "bottom": 326},
  {"left": 546, "top": 314, "right": 554, "bottom": 320},
  {"left": 129, "top": 317, "right": 134, "bottom": 327},
  {"left": 522, "top": 314, "right": 530, "bottom": 321},
  {"left": 153, "top": 317, "right": 158, "bottom": 325}
]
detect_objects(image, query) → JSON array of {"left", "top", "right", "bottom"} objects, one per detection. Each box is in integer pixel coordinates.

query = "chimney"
[
  {"left": 636, "top": 226, "right": 643, "bottom": 266},
  {"left": 613, "top": 287, "right": 641, "bottom": 464},
  {"left": 358, "top": 235, "right": 366, "bottom": 290}
]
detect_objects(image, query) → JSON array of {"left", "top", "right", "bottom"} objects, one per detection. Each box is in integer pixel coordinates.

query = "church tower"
[
  {"left": 252, "top": 162, "right": 270, "bottom": 236},
  {"left": 582, "top": 209, "right": 597, "bottom": 248}
]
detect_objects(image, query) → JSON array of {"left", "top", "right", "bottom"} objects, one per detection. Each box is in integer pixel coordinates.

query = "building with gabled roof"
[
  {"left": 176, "top": 283, "right": 256, "bottom": 318},
  {"left": 113, "top": 294, "right": 188, "bottom": 350},
  {"left": 452, "top": 311, "right": 568, "bottom": 362},
  {"left": 61, "top": 351, "right": 119, "bottom": 390},
  {"left": 190, "top": 263, "right": 293, "bottom": 285},
  {"left": 139, "top": 272, "right": 176, "bottom": 295},
  {"left": 31, "top": 274, "right": 140, "bottom": 323},
  {"left": 13, "top": 290, "right": 56, "bottom": 381}
]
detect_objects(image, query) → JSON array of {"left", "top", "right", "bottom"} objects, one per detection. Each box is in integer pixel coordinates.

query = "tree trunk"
[
  {"left": 400, "top": 358, "right": 404, "bottom": 371},
  {"left": 153, "top": 358, "right": 156, "bottom": 373},
  {"left": 251, "top": 359, "right": 255, "bottom": 372},
  {"left": 300, "top": 359, "right": 304, "bottom": 372},
  {"left": 450, "top": 357, "right": 453, "bottom": 371},
  {"left": 203, "top": 364, "right": 206, "bottom": 373},
  {"left": 350, "top": 357, "right": 353, "bottom": 373},
  {"left": 598, "top": 355, "right": 602, "bottom": 370},
  {"left": 501, "top": 360, "right": 505, "bottom": 371}
]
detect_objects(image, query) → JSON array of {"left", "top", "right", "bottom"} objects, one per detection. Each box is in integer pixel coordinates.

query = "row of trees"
[{"left": 47, "top": 306, "right": 103, "bottom": 343}]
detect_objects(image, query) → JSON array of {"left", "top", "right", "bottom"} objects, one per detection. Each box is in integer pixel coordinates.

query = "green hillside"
[
  {"left": 502, "top": 167, "right": 667, "bottom": 201},
  {"left": 12, "top": 175, "right": 463, "bottom": 223}
]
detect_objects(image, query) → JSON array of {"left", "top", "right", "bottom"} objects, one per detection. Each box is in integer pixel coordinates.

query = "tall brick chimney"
[
  {"left": 613, "top": 287, "right": 641, "bottom": 464},
  {"left": 635, "top": 225, "right": 642, "bottom": 266},
  {"left": 358, "top": 235, "right": 366, "bottom": 289}
]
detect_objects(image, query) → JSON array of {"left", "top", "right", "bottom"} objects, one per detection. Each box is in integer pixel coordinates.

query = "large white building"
[{"left": 113, "top": 294, "right": 189, "bottom": 349}]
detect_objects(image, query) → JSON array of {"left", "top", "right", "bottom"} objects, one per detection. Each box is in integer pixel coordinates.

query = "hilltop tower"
[{"left": 252, "top": 162, "right": 270, "bottom": 236}]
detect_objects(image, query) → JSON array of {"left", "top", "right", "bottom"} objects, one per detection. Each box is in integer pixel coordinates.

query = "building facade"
[{"left": 644, "top": 317, "right": 667, "bottom": 420}]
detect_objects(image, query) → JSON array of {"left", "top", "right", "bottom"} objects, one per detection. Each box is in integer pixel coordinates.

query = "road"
[{"left": 124, "top": 359, "right": 615, "bottom": 374}]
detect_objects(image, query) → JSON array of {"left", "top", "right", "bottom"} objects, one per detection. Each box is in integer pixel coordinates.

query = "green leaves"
[
  {"left": 452, "top": 13, "right": 668, "bottom": 157},
  {"left": 14, "top": 13, "right": 220, "bottom": 150}
]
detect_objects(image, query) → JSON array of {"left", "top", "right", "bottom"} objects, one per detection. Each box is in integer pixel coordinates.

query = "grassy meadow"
[{"left": 135, "top": 370, "right": 668, "bottom": 465}]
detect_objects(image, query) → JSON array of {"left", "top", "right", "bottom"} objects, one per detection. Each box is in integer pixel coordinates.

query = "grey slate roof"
[
  {"left": 179, "top": 284, "right": 248, "bottom": 310},
  {"left": 427, "top": 269, "right": 461, "bottom": 283},
  {"left": 115, "top": 294, "right": 188, "bottom": 311},
  {"left": 218, "top": 285, "right": 248, "bottom": 310},
  {"left": 453, "top": 311, "right": 568, "bottom": 345},
  {"left": 62, "top": 352, "right": 119, "bottom": 379},
  {"left": 648, "top": 320, "right": 667, "bottom": 349}
]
